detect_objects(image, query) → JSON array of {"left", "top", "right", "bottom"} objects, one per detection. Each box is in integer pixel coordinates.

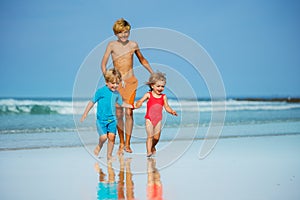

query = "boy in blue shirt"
[{"left": 81, "top": 68, "right": 133, "bottom": 159}]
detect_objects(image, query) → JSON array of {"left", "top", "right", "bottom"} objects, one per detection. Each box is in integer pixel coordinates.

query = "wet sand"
[{"left": 0, "top": 134, "right": 300, "bottom": 200}]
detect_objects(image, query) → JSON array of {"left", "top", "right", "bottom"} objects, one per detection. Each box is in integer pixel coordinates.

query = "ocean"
[{"left": 0, "top": 97, "right": 300, "bottom": 150}]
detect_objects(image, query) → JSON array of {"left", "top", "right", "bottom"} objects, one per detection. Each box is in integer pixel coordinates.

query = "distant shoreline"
[
  {"left": 1, "top": 96, "right": 300, "bottom": 103},
  {"left": 235, "top": 97, "right": 300, "bottom": 103}
]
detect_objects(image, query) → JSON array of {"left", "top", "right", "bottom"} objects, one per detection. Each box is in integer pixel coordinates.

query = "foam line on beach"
[{"left": 1, "top": 131, "right": 299, "bottom": 151}]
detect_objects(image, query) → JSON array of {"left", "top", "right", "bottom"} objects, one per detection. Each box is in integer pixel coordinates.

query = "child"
[
  {"left": 135, "top": 72, "right": 177, "bottom": 157},
  {"left": 101, "top": 18, "right": 153, "bottom": 155},
  {"left": 80, "top": 68, "right": 133, "bottom": 160}
]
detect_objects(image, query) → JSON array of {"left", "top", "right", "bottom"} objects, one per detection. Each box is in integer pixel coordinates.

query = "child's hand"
[
  {"left": 80, "top": 115, "right": 87, "bottom": 122},
  {"left": 171, "top": 110, "right": 178, "bottom": 116},
  {"left": 134, "top": 101, "right": 142, "bottom": 109}
]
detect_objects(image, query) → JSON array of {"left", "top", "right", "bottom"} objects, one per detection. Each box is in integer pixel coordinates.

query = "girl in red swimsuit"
[{"left": 135, "top": 72, "right": 177, "bottom": 157}]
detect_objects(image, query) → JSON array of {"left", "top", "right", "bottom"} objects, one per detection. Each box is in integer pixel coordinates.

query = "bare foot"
[
  {"left": 152, "top": 147, "right": 156, "bottom": 155},
  {"left": 124, "top": 146, "right": 133, "bottom": 153},
  {"left": 117, "top": 149, "right": 124, "bottom": 156},
  {"left": 147, "top": 152, "right": 153, "bottom": 158},
  {"left": 94, "top": 145, "right": 100, "bottom": 156},
  {"left": 117, "top": 144, "right": 124, "bottom": 156}
]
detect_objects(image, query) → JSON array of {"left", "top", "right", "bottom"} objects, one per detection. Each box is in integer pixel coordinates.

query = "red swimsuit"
[{"left": 145, "top": 92, "right": 165, "bottom": 126}]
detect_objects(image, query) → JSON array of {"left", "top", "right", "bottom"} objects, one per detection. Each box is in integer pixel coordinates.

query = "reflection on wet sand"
[
  {"left": 118, "top": 157, "right": 135, "bottom": 200},
  {"left": 95, "top": 156, "right": 135, "bottom": 200},
  {"left": 95, "top": 161, "right": 117, "bottom": 199},
  {"left": 147, "top": 158, "right": 163, "bottom": 200},
  {"left": 94, "top": 157, "right": 163, "bottom": 199}
]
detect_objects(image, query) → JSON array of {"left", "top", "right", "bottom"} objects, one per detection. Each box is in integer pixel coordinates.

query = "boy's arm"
[
  {"left": 101, "top": 43, "right": 112, "bottom": 76},
  {"left": 80, "top": 101, "right": 95, "bottom": 122},
  {"left": 134, "top": 93, "right": 150, "bottom": 109},
  {"left": 163, "top": 96, "right": 177, "bottom": 116},
  {"left": 134, "top": 43, "right": 153, "bottom": 74}
]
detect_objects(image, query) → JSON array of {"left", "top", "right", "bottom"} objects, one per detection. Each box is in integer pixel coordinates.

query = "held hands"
[{"left": 134, "top": 101, "right": 143, "bottom": 109}]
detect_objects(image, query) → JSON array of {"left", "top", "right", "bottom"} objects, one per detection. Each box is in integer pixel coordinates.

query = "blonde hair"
[
  {"left": 105, "top": 68, "right": 122, "bottom": 83},
  {"left": 113, "top": 18, "right": 131, "bottom": 34},
  {"left": 146, "top": 72, "right": 166, "bottom": 91}
]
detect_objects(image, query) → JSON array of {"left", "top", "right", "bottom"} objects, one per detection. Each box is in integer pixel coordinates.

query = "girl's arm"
[
  {"left": 163, "top": 95, "right": 177, "bottom": 116},
  {"left": 80, "top": 101, "right": 95, "bottom": 122},
  {"left": 134, "top": 92, "right": 150, "bottom": 109}
]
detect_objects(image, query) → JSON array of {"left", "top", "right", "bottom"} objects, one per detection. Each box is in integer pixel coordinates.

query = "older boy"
[{"left": 101, "top": 18, "right": 153, "bottom": 154}]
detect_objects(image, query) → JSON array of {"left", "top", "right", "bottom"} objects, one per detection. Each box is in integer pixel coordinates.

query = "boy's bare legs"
[
  {"left": 116, "top": 107, "right": 134, "bottom": 154},
  {"left": 94, "top": 134, "right": 107, "bottom": 156},
  {"left": 107, "top": 133, "right": 116, "bottom": 160},
  {"left": 124, "top": 108, "right": 133, "bottom": 153},
  {"left": 116, "top": 107, "right": 125, "bottom": 155}
]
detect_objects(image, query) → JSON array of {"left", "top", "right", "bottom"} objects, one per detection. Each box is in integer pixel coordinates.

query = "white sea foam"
[{"left": 0, "top": 98, "right": 300, "bottom": 115}]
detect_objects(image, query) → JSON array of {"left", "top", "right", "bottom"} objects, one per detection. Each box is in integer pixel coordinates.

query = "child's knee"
[
  {"left": 100, "top": 135, "right": 107, "bottom": 141},
  {"left": 107, "top": 133, "right": 116, "bottom": 142},
  {"left": 153, "top": 134, "right": 161, "bottom": 140}
]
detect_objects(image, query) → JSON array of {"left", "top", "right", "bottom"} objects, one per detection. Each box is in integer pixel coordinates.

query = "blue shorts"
[{"left": 96, "top": 119, "right": 117, "bottom": 135}]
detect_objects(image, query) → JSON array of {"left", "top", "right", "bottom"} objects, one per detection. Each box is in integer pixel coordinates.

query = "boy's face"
[
  {"left": 106, "top": 79, "right": 120, "bottom": 92},
  {"left": 116, "top": 30, "right": 130, "bottom": 43}
]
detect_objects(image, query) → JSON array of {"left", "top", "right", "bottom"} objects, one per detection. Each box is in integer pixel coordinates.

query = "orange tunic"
[{"left": 117, "top": 76, "right": 138, "bottom": 104}]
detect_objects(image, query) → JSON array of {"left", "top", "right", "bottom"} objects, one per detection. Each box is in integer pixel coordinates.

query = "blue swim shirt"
[{"left": 92, "top": 86, "right": 123, "bottom": 121}]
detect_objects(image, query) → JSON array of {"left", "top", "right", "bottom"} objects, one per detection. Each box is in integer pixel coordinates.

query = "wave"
[
  {"left": 0, "top": 98, "right": 77, "bottom": 115},
  {"left": 1, "top": 98, "right": 300, "bottom": 115}
]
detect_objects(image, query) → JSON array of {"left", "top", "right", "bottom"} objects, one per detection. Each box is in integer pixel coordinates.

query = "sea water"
[{"left": 0, "top": 97, "right": 300, "bottom": 150}]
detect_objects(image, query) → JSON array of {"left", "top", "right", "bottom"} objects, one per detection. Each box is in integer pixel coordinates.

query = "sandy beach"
[{"left": 1, "top": 134, "right": 299, "bottom": 200}]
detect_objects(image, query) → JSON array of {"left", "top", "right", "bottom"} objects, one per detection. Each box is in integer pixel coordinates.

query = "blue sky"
[{"left": 0, "top": 0, "right": 299, "bottom": 98}]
